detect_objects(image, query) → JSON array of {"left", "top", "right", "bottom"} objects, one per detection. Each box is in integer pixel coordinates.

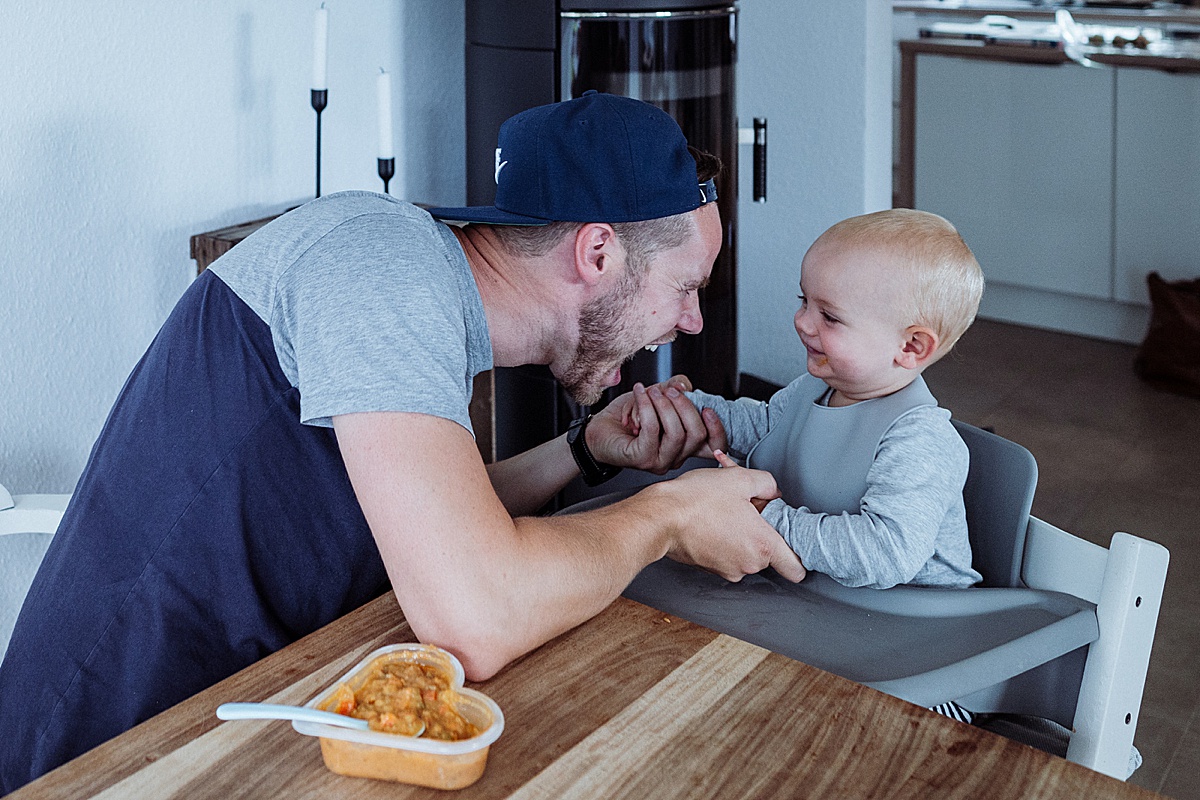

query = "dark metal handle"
[{"left": 753, "top": 117, "right": 767, "bottom": 203}]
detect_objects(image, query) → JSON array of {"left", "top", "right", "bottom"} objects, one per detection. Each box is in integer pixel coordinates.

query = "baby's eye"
[
  {"left": 822, "top": 311, "right": 840, "bottom": 324},
  {"left": 796, "top": 293, "right": 807, "bottom": 306}
]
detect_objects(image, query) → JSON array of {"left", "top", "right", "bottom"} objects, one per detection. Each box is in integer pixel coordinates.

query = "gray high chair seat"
[{"left": 558, "top": 420, "right": 1169, "bottom": 780}]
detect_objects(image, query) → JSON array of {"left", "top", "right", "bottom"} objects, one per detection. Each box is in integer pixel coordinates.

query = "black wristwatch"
[{"left": 567, "top": 414, "right": 623, "bottom": 487}]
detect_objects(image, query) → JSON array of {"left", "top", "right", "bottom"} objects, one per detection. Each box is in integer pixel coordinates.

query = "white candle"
[
  {"left": 312, "top": 5, "right": 328, "bottom": 90},
  {"left": 377, "top": 68, "right": 394, "bottom": 160}
]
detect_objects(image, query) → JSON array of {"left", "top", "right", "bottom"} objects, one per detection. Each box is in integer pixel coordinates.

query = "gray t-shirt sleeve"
[
  {"left": 762, "top": 406, "right": 974, "bottom": 589},
  {"left": 271, "top": 213, "right": 475, "bottom": 430}
]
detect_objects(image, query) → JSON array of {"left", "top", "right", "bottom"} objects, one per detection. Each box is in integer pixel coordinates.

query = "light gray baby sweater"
[{"left": 688, "top": 375, "right": 981, "bottom": 589}]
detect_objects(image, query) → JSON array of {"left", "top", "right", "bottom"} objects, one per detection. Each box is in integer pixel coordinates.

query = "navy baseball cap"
[{"left": 427, "top": 91, "right": 717, "bottom": 226}]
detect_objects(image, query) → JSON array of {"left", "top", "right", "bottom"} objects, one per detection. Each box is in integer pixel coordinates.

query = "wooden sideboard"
[
  {"left": 190, "top": 214, "right": 498, "bottom": 464},
  {"left": 190, "top": 213, "right": 288, "bottom": 275}
]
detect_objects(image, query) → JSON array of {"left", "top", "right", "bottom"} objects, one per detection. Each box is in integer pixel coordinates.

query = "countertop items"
[
  {"left": 903, "top": 8, "right": 1200, "bottom": 65},
  {"left": 896, "top": 1, "right": 1200, "bottom": 25}
]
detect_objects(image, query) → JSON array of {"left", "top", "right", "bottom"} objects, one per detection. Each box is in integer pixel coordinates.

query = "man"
[{"left": 0, "top": 91, "right": 803, "bottom": 792}]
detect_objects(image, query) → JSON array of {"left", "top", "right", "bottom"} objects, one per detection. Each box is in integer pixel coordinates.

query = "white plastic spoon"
[
  {"left": 216, "top": 702, "right": 427, "bottom": 736},
  {"left": 216, "top": 702, "right": 371, "bottom": 731}
]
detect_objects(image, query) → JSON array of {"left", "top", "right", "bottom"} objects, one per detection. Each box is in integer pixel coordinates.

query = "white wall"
[
  {"left": 0, "top": 0, "right": 464, "bottom": 493},
  {"left": 1, "top": 0, "right": 889, "bottom": 493},
  {"left": 736, "top": 0, "right": 893, "bottom": 387}
]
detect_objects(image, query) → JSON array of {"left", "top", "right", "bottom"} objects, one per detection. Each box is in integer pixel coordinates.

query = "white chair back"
[{"left": 0, "top": 485, "right": 69, "bottom": 664}]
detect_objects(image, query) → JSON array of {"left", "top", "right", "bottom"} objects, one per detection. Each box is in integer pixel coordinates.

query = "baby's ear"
[{"left": 897, "top": 326, "right": 940, "bottom": 370}]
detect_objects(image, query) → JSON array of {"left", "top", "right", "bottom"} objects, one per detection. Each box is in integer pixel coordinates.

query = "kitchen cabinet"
[
  {"left": 1114, "top": 67, "right": 1200, "bottom": 305},
  {"left": 901, "top": 39, "right": 1200, "bottom": 342},
  {"left": 914, "top": 54, "right": 1114, "bottom": 300}
]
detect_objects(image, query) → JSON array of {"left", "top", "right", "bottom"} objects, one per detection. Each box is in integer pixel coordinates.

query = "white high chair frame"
[
  {"left": 0, "top": 484, "right": 70, "bottom": 663},
  {"left": 558, "top": 421, "right": 1170, "bottom": 781},
  {"left": 1022, "top": 520, "right": 1168, "bottom": 777},
  {"left": 0, "top": 485, "right": 70, "bottom": 536}
]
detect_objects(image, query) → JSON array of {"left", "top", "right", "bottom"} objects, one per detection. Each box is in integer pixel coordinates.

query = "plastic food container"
[{"left": 292, "top": 644, "right": 504, "bottom": 789}]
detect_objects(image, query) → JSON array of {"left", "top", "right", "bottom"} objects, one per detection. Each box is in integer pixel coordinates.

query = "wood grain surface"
[{"left": 11, "top": 594, "right": 1163, "bottom": 800}]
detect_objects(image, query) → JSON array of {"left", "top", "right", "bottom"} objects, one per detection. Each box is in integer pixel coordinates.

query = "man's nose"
[{"left": 677, "top": 295, "right": 703, "bottom": 334}]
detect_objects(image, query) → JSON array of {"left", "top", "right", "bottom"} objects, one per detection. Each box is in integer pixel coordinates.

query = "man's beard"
[{"left": 558, "top": 266, "right": 646, "bottom": 406}]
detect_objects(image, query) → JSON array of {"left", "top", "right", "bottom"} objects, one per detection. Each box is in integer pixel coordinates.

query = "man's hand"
[
  {"left": 588, "top": 375, "right": 729, "bottom": 473},
  {"left": 648, "top": 464, "right": 806, "bottom": 583},
  {"left": 712, "top": 449, "right": 767, "bottom": 512}
]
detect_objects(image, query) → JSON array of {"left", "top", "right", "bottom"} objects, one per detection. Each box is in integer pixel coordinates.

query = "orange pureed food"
[
  {"left": 297, "top": 644, "right": 503, "bottom": 789},
  {"left": 328, "top": 660, "right": 480, "bottom": 740}
]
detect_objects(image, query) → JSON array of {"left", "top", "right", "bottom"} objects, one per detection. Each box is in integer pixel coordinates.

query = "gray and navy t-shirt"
[{"left": 211, "top": 191, "right": 493, "bottom": 433}]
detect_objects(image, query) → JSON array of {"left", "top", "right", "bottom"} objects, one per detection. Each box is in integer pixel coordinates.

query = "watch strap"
[{"left": 567, "top": 415, "right": 623, "bottom": 487}]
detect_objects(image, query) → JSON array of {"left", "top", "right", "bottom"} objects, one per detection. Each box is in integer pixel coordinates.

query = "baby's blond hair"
[{"left": 817, "top": 208, "right": 984, "bottom": 357}]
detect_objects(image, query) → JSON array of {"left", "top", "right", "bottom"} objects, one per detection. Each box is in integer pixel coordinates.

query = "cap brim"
[{"left": 425, "top": 204, "right": 552, "bottom": 226}]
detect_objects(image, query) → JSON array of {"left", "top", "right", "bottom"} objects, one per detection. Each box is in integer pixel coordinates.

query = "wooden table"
[{"left": 11, "top": 595, "right": 1161, "bottom": 800}]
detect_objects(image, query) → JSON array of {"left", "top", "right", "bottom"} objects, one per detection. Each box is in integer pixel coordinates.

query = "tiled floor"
[{"left": 923, "top": 319, "right": 1200, "bottom": 798}]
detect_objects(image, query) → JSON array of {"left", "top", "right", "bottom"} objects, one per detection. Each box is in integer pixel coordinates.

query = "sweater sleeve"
[
  {"left": 762, "top": 406, "right": 969, "bottom": 589},
  {"left": 685, "top": 390, "right": 771, "bottom": 461}
]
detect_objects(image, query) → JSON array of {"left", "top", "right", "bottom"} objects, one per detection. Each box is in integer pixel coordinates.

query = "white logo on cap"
[{"left": 495, "top": 148, "right": 508, "bottom": 184}]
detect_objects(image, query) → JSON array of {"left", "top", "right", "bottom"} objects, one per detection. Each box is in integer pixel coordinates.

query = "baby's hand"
[
  {"left": 622, "top": 397, "right": 640, "bottom": 436},
  {"left": 713, "top": 450, "right": 738, "bottom": 468},
  {"left": 713, "top": 450, "right": 769, "bottom": 513}
]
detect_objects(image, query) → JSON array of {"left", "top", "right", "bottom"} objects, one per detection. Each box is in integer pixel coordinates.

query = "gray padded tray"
[{"left": 624, "top": 559, "right": 1097, "bottom": 707}]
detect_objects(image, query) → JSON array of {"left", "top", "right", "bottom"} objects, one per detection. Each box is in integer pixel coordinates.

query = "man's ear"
[
  {"left": 574, "top": 223, "right": 618, "bottom": 287},
  {"left": 897, "top": 325, "right": 940, "bottom": 370}
]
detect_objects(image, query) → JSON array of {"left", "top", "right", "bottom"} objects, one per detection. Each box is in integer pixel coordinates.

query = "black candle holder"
[
  {"left": 311, "top": 89, "right": 328, "bottom": 198},
  {"left": 377, "top": 157, "right": 395, "bottom": 195}
]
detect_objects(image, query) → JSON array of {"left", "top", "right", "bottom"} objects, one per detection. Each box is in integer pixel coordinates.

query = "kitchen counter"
[
  {"left": 896, "top": 3, "right": 1200, "bottom": 71},
  {"left": 895, "top": 1, "right": 1200, "bottom": 25},
  {"left": 899, "top": 35, "right": 1200, "bottom": 71}
]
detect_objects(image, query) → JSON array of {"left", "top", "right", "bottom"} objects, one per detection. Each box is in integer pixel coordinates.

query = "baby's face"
[{"left": 794, "top": 239, "right": 916, "bottom": 402}]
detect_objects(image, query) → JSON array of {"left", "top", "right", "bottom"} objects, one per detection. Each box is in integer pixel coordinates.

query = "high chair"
[
  {"left": 558, "top": 421, "right": 1169, "bottom": 780},
  {"left": 0, "top": 483, "right": 69, "bottom": 663}
]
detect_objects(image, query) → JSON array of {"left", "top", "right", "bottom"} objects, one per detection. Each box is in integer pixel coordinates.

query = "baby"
[{"left": 643, "top": 208, "right": 985, "bottom": 589}]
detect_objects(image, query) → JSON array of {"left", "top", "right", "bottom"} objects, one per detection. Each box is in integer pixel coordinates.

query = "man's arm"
[
  {"left": 483, "top": 381, "right": 717, "bottom": 516},
  {"left": 334, "top": 408, "right": 803, "bottom": 681}
]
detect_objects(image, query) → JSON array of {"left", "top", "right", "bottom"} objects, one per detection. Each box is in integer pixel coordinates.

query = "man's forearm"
[
  {"left": 485, "top": 433, "right": 579, "bottom": 516},
  {"left": 335, "top": 409, "right": 801, "bottom": 684}
]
